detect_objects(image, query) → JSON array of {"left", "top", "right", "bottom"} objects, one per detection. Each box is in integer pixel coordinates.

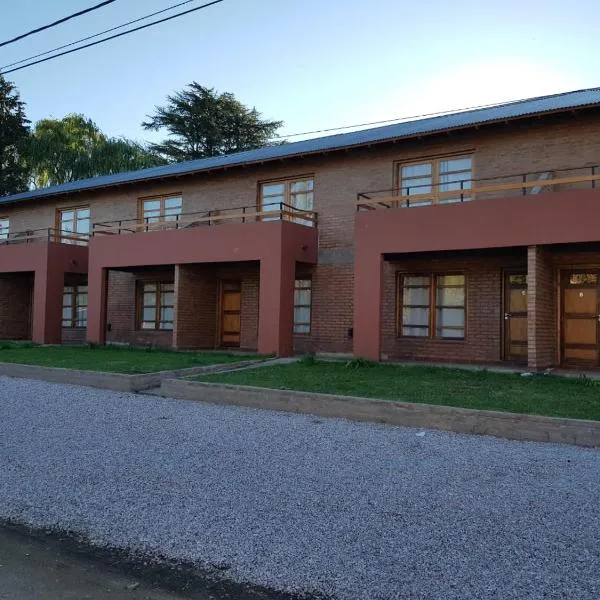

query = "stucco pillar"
[
  {"left": 258, "top": 254, "right": 295, "bottom": 356},
  {"left": 527, "top": 245, "right": 556, "bottom": 370},
  {"left": 31, "top": 265, "right": 64, "bottom": 345},
  {"left": 86, "top": 265, "right": 108, "bottom": 345},
  {"left": 353, "top": 250, "right": 383, "bottom": 361}
]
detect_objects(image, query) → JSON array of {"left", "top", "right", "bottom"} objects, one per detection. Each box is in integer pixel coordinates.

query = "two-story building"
[{"left": 2, "top": 87, "right": 600, "bottom": 371}]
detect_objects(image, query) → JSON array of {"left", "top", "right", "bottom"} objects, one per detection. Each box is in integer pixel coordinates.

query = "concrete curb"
[
  {"left": 159, "top": 380, "right": 600, "bottom": 448},
  {"left": 0, "top": 360, "right": 266, "bottom": 392}
]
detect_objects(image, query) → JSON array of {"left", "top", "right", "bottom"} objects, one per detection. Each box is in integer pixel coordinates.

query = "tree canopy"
[
  {"left": 142, "top": 83, "right": 284, "bottom": 162},
  {"left": 27, "top": 114, "right": 165, "bottom": 188},
  {"left": 0, "top": 75, "right": 30, "bottom": 196}
]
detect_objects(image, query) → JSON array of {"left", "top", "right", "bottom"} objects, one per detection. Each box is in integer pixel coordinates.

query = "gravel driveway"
[{"left": 1, "top": 376, "right": 599, "bottom": 599}]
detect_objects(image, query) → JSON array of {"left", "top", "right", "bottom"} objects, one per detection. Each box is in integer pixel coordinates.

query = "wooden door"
[
  {"left": 220, "top": 281, "right": 241, "bottom": 347},
  {"left": 562, "top": 271, "right": 599, "bottom": 365},
  {"left": 504, "top": 272, "right": 528, "bottom": 362}
]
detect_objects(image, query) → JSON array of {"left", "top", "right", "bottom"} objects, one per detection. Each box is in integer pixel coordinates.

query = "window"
[
  {"left": 0, "top": 218, "right": 8, "bottom": 241},
  {"left": 294, "top": 279, "right": 312, "bottom": 333},
  {"left": 58, "top": 207, "right": 90, "bottom": 244},
  {"left": 138, "top": 282, "right": 175, "bottom": 330},
  {"left": 140, "top": 196, "right": 182, "bottom": 228},
  {"left": 62, "top": 285, "right": 88, "bottom": 328},
  {"left": 398, "top": 155, "right": 472, "bottom": 206},
  {"left": 399, "top": 274, "right": 466, "bottom": 339},
  {"left": 259, "top": 177, "right": 314, "bottom": 225}
]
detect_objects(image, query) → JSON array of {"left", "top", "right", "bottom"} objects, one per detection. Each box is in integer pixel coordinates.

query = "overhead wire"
[
  {"left": 0, "top": 0, "right": 119, "bottom": 48},
  {"left": 1, "top": 0, "right": 202, "bottom": 71},
  {"left": 1, "top": 0, "right": 225, "bottom": 75}
]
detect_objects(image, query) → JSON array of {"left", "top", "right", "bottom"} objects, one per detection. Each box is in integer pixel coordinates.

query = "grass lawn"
[
  {"left": 198, "top": 359, "right": 600, "bottom": 421},
  {"left": 0, "top": 343, "right": 262, "bottom": 374}
]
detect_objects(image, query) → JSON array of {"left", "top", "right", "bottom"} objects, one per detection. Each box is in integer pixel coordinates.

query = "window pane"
[
  {"left": 294, "top": 324, "right": 310, "bottom": 334},
  {"left": 404, "top": 275, "right": 430, "bottom": 287},
  {"left": 160, "top": 322, "right": 174, "bottom": 330},
  {"left": 402, "top": 326, "right": 428, "bottom": 337},
  {"left": 290, "top": 180, "right": 313, "bottom": 193},
  {"left": 294, "top": 306, "right": 311, "bottom": 324},
  {"left": 401, "top": 177, "right": 432, "bottom": 195},
  {"left": 62, "top": 307, "right": 72, "bottom": 320},
  {"left": 569, "top": 273, "right": 598, "bottom": 285},
  {"left": 161, "top": 292, "right": 175, "bottom": 307},
  {"left": 437, "top": 275, "right": 465, "bottom": 286},
  {"left": 437, "top": 328, "right": 464, "bottom": 339},
  {"left": 143, "top": 292, "right": 156, "bottom": 307},
  {"left": 402, "top": 163, "right": 432, "bottom": 178},
  {"left": 60, "top": 211, "right": 74, "bottom": 223},
  {"left": 436, "top": 307, "right": 465, "bottom": 327},
  {"left": 164, "top": 197, "right": 182, "bottom": 209},
  {"left": 291, "top": 192, "right": 313, "bottom": 211},
  {"left": 436, "top": 287, "right": 464, "bottom": 307},
  {"left": 294, "top": 289, "right": 311, "bottom": 305},
  {"left": 403, "top": 307, "right": 429, "bottom": 327},
  {"left": 160, "top": 307, "right": 174, "bottom": 323},
  {"left": 403, "top": 287, "right": 429, "bottom": 306},
  {"left": 440, "top": 157, "right": 472, "bottom": 173},
  {"left": 143, "top": 283, "right": 157, "bottom": 293},
  {"left": 143, "top": 307, "right": 155, "bottom": 321},
  {"left": 141, "top": 322, "right": 155, "bottom": 330},
  {"left": 0, "top": 218, "right": 9, "bottom": 240},
  {"left": 143, "top": 200, "right": 161, "bottom": 212},
  {"left": 262, "top": 183, "right": 285, "bottom": 197}
]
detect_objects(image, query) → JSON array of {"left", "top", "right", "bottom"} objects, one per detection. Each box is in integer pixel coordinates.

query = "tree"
[
  {"left": 142, "top": 83, "right": 284, "bottom": 162},
  {"left": 0, "top": 75, "right": 29, "bottom": 196},
  {"left": 27, "top": 114, "right": 165, "bottom": 188}
]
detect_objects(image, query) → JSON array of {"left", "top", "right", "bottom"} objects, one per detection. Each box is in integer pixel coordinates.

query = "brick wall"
[
  {"left": 381, "top": 252, "right": 526, "bottom": 364},
  {"left": 0, "top": 273, "right": 33, "bottom": 340},
  {"left": 527, "top": 246, "right": 556, "bottom": 370}
]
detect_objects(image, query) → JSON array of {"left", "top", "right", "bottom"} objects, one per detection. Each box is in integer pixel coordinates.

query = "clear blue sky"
[{"left": 1, "top": 0, "right": 599, "bottom": 143}]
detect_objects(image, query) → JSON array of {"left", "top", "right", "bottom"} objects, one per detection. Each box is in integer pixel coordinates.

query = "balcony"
[
  {"left": 1, "top": 228, "right": 89, "bottom": 246},
  {"left": 92, "top": 202, "right": 317, "bottom": 236},
  {"left": 356, "top": 164, "right": 600, "bottom": 254}
]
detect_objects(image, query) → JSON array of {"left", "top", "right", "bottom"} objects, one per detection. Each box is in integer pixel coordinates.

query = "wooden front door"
[
  {"left": 220, "top": 281, "right": 241, "bottom": 347},
  {"left": 562, "top": 271, "right": 600, "bottom": 366},
  {"left": 504, "top": 272, "right": 528, "bottom": 362}
]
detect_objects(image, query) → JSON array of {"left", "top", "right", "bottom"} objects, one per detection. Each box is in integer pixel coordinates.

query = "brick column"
[
  {"left": 353, "top": 250, "right": 383, "bottom": 361},
  {"left": 527, "top": 245, "right": 556, "bottom": 370},
  {"left": 257, "top": 254, "right": 295, "bottom": 356},
  {"left": 31, "top": 264, "right": 64, "bottom": 345},
  {"left": 173, "top": 264, "right": 217, "bottom": 350},
  {"left": 86, "top": 265, "right": 108, "bottom": 344}
]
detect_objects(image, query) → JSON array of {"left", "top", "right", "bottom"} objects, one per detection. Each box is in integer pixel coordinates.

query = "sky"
[{"left": 1, "top": 0, "right": 599, "bottom": 144}]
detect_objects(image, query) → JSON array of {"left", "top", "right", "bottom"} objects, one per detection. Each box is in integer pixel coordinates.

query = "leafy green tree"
[
  {"left": 0, "top": 75, "right": 30, "bottom": 196},
  {"left": 27, "top": 114, "right": 165, "bottom": 188},
  {"left": 142, "top": 83, "right": 284, "bottom": 161}
]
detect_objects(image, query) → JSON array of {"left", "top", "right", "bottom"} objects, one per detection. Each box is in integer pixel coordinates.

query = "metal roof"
[{"left": 4, "top": 86, "right": 600, "bottom": 206}]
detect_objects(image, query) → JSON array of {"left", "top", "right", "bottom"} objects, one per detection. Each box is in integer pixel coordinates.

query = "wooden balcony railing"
[
  {"left": 357, "top": 164, "right": 600, "bottom": 210},
  {"left": 0, "top": 228, "right": 89, "bottom": 246},
  {"left": 92, "top": 202, "right": 318, "bottom": 236}
]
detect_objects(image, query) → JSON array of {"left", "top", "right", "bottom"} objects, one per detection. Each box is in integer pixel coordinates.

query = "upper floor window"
[
  {"left": 0, "top": 218, "right": 8, "bottom": 241},
  {"left": 62, "top": 285, "right": 88, "bottom": 328},
  {"left": 259, "top": 177, "right": 314, "bottom": 224},
  {"left": 398, "top": 155, "right": 472, "bottom": 206},
  {"left": 399, "top": 274, "right": 466, "bottom": 339},
  {"left": 140, "top": 195, "right": 182, "bottom": 227},
  {"left": 58, "top": 207, "right": 89, "bottom": 244}
]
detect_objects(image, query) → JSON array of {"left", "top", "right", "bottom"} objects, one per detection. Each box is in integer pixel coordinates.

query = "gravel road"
[{"left": 1, "top": 376, "right": 599, "bottom": 599}]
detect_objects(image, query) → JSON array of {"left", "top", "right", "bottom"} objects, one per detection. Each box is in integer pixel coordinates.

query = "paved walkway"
[{"left": 1, "top": 376, "right": 599, "bottom": 599}]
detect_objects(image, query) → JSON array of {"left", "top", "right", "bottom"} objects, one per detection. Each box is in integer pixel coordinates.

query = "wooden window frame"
[
  {"left": 56, "top": 205, "right": 90, "bottom": 237},
  {"left": 136, "top": 281, "right": 175, "bottom": 331},
  {"left": 293, "top": 278, "right": 312, "bottom": 334},
  {"left": 62, "top": 285, "right": 88, "bottom": 329},
  {"left": 393, "top": 153, "right": 474, "bottom": 205},
  {"left": 0, "top": 217, "right": 9, "bottom": 240},
  {"left": 257, "top": 174, "right": 315, "bottom": 213},
  {"left": 138, "top": 194, "right": 183, "bottom": 224},
  {"left": 397, "top": 273, "right": 467, "bottom": 340}
]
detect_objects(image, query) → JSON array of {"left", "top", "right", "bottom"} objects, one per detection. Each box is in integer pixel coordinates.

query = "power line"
[
  {"left": 0, "top": 0, "right": 119, "bottom": 49},
  {"left": 1, "top": 0, "right": 201, "bottom": 71},
  {"left": 0, "top": 0, "right": 225, "bottom": 75},
  {"left": 272, "top": 97, "right": 531, "bottom": 140}
]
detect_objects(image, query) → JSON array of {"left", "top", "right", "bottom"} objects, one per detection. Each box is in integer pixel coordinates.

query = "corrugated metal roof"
[{"left": 4, "top": 86, "right": 600, "bottom": 205}]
